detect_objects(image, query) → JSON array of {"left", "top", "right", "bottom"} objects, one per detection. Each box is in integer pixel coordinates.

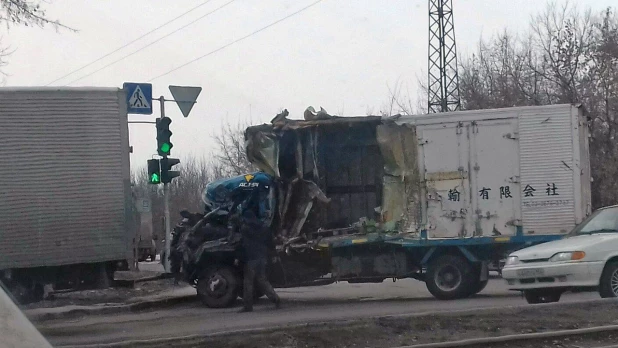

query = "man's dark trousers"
[{"left": 242, "top": 258, "right": 279, "bottom": 311}]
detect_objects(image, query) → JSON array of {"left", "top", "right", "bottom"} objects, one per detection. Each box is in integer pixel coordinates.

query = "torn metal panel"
[
  {"left": 376, "top": 122, "right": 422, "bottom": 233},
  {"left": 279, "top": 178, "right": 330, "bottom": 238},
  {"left": 246, "top": 115, "right": 383, "bottom": 239},
  {"left": 270, "top": 116, "right": 382, "bottom": 130},
  {"left": 245, "top": 127, "right": 279, "bottom": 177}
]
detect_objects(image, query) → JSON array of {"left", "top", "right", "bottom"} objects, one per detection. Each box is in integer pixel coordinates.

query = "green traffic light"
[
  {"left": 160, "top": 142, "right": 171, "bottom": 154},
  {"left": 150, "top": 173, "right": 160, "bottom": 184}
]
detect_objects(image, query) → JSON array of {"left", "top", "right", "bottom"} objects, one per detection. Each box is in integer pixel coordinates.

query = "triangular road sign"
[
  {"left": 169, "top": 85, "right": 202, "bottom": 118},
  {"left": 128, "top": 85, "right": 151, "bottom": 110}
]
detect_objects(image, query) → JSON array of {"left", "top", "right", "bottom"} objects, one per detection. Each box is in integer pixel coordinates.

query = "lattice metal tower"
[{"left": 427, "top": 0, "right": 461, "bottom": 113}]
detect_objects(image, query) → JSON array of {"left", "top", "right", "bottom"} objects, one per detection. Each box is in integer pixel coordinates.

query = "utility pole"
[
  {"left": 158, "top": 96, "right": 173, "bottom": 273},
  {"left": 124, "top": 82, "right": 201, "bottom": 274},
  {"left": 428, "top": 0, "right": 461, "bottom": 113}
]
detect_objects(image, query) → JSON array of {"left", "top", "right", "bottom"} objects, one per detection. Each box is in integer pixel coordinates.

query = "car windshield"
[{"left": 569, "top": 207, "right": 618, "bottom": 236}]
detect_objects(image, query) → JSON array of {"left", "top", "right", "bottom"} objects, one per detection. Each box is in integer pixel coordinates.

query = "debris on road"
[{"left": 22, "top": 278, "right": 190, "bottom": 310}]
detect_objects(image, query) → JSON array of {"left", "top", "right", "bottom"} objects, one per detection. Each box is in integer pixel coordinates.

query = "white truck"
[
  {"left": 0, "top": 87, "right": 136, "bottom": 302},
  {"left": 181, "top": 103, "right": 594, "bottom": 307}
]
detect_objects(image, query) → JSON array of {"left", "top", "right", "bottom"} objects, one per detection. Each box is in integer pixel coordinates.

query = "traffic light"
[
  {"left": 147, "top": 159, "right": 161, "bottom": 184},
  {"left": 156, "top": 117, "right": 173, "bottom": 156},
  {"left": 161, "top": 157, "right": 180, "bottom": 184}
]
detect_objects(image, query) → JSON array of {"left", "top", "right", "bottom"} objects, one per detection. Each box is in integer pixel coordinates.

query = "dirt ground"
[
  {"left": 132, "top": 300, "right": 618, "bottom": 348},
  {"left": 21, "top": 278, "right": 182, "bottom": 309},
  {"left": 480, "top": 331, "right": 618, "bottom": 348}
]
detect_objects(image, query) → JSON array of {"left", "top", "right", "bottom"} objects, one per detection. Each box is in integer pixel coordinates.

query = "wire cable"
[
  {"left": 65, "top": 0, "right": 236, "bottom": 86},
  {"left": 46, "top": 0, "right": 215, "bottom": 86},
  {"left": 148, "top": 0, "right": 325, "bottom": 82}
]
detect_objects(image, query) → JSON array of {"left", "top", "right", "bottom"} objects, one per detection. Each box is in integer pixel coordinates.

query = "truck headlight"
[
  {"left": 549, "top": 251, "right": 586, "bottom": 262},
  {"left": 505, "top": 256, "right": 519, "bottom": 266}
]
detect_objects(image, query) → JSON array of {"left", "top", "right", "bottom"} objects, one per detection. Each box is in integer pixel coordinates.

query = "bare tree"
[
  {"left": 374, "top": 80, "right": 417, "bottom": 117},
  {"left": 0, "top": 0, "right": 72, "bottom": 29},
  {"left": 0, "top": 1, "right": 74, "bottom": 76},
  {"left": 456, "top": 3, "right": 618, "bottom": 208},
  {"left": 529, "top": 1, "right": 594, "bottom": 103},
  {"left": 212, "top": 119, "right": 256, "bottom": 177}
]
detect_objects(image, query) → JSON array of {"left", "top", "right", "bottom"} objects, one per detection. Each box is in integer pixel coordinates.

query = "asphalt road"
[{"left": 37, "top": 276, "right": 602, "bottom": 347}]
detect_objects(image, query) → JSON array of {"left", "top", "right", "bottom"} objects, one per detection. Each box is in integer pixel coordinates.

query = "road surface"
[{"left": 36, "top": 276, "right": 601, "bottom": 347}]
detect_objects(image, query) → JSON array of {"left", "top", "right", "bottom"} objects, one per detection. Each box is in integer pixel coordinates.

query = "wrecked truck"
[{"left": 174, "top": 104, "right": 592, "bottom": 307}]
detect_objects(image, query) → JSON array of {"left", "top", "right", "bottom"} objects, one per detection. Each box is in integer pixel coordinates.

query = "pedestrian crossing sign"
[{"left": 123, "top": 82, "right": 153, "bottom": 115}]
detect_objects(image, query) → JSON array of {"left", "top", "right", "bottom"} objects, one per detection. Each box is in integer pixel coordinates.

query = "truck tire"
[
  {"left": 426, "top": 254, "right": 475, "bottom": 300},
  {"left": 197, "top": 266, "right": 240, "bottom": 308},
  {"left": 524, "top": 289, "right": 562, "bottom": 304},
  {"left": 599, "top": 262, "right": 618, "bottom": 298}
]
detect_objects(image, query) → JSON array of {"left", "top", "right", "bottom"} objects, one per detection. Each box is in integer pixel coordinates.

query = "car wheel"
[
  {"left": 426, "top": 254, "right": 475, "bottom": 300},
  {"left": 524, "top": 289, "right": 562, "bottom": 304},
  {"left": 599, "top": 262, "right": 618, "bottom": 298},
  {"left": 196, "top": 266, "right": 240, "bottom": 308}
]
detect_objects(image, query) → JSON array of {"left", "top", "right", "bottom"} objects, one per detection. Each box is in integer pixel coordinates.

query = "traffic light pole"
[{"left": 159, "top": 95, "right": 172, "bottom": 274}]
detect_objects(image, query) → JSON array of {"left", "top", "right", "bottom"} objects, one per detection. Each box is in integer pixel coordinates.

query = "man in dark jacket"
[{"left": 236, "top": 190, "right": 280, "bottom": 313}]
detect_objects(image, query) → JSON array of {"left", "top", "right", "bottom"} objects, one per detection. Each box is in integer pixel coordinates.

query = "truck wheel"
[
  {"left": 197, "top": 266, "right": 240, "bottom": 308},
  {"left": 599, "top": 262, "right": 618, "bottom": 298},
  {"left": 524, "top": 289, "right": 562, "bottom": 304},
  {"left": 426, "top": 254, "right": 475, "bottom": 300}
]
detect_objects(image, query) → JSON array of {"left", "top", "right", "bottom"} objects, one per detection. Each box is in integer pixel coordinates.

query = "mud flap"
[{"left": 479, "top": 261, "right": 489, "bottom": 282}]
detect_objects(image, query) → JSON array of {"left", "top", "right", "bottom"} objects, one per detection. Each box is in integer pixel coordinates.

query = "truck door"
[
  {"left": 419, "top": 122, "right": 472, "bottom": 238},
  {"left": 469, "top": 119, "right": 521, "bottom": 237}
]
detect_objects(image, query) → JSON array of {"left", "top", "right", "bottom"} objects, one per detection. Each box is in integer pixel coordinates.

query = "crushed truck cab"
[{"left": 174, "top": 104, "right": 592, "bottom": 306}]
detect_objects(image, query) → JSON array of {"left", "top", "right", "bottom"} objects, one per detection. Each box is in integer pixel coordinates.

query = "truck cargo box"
[
  {"left": 245, "top": 104, "right": 591, "bottom": 239},
  {"left": 0, "top": 87, "right": 134, "bottom": 270}
]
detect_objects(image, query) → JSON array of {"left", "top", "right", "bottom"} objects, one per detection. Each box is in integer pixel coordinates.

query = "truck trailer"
[
  {"left": 173, "top": 103, "right": 592, "bottom": 306},
  {"left": 0, "top": 87, "right": 136, "bottom": 302}
]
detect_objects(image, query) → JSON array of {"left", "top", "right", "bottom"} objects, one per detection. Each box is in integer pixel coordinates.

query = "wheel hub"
[
  {"left": 435, "top": 265, "right": 462, "bottom": 292},
  {"left": 611, "top": 268, "right": 618, "bottom": 296},
  {"left": 205, "top": 273, "right": 228, "bottom": 298}
]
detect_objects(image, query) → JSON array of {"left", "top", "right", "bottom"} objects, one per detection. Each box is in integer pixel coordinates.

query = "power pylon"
[{"left": 428, "top": 0, "right": 461, "bottom": 113}]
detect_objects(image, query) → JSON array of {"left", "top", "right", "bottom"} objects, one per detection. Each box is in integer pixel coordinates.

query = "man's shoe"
[{"left": 238, "top": 307, "right": 253, "bottom": 313}]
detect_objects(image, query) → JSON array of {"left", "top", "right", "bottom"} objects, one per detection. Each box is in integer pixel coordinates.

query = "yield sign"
[{"left": 169, "top": 85, "right": 202, "bottom": 118}]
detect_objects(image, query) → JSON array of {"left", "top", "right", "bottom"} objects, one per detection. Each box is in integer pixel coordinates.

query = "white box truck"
[
  {"left": 183, "top": 103, "right": 592, "bottom": 307},
  {"left": 0, "top": 87, "right": 136, "bottom": 302}
]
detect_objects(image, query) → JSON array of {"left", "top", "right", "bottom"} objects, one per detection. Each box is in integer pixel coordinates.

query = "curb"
[{"left": 26, "top": 294, "right": 198, "bottom": 322}]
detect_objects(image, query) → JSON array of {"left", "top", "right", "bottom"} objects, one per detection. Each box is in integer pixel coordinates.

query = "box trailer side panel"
[
  {"left": 409, "top": 104, "right": 589, "bottom": 239},
  {"left": 417, "top": 116, "right": 522, "bottom": 238},
  {"left": 0, "top": 88, "right": 133, "bottom": 269},
  {"left": 518, "top": 104, "right": 588, "bottom": 235}
]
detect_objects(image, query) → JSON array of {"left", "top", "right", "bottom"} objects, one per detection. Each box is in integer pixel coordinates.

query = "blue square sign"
[{"left": 123, "top": 82, "right": 153, "bottom": 115}]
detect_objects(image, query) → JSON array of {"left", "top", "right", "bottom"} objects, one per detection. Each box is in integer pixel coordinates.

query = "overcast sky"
[{"left": 3, "top": 0, "right": 615, "bottom": 171}]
